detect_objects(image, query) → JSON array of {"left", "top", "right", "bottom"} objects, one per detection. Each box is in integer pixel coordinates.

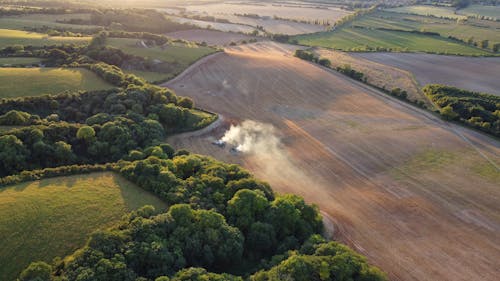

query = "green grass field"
[
  {"left": 350, "top": 11, "right": 500, "bottom": 49},
  {"left": 0, "top": 29, "right": 90, "bottom": 49},
  {"left": 0, "top": 67, "right": 114, "bottom": 98},
  {"left": 458, "top": 5, "right": 500, "bottom": 20},
  {"left": 294, "top": 27, "right": 490, "bottom": 55},
  {"left": 0, "top": 57, "right": 41, "bottom": 66},
  {"left": 386, "top": 5, "right": 467, "bottom": 19},
  {"left": 107, "top": 38, "right": 216, "bottom": 81},
  {"left": 0, "top": 172, "right": 167, "bottom": 281},
  {"left": 0, "top": 13, "right": 99, "bottom": 31}
]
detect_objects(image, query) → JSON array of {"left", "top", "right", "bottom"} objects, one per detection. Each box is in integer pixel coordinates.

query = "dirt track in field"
[
  {"left": 353, "top": 52, "right": 500, "bottom": 95},
  {"left": 163, "top": 42, "right": 500, "bottom": 281}
]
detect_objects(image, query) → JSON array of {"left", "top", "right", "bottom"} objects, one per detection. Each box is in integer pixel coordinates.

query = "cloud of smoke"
[{"left": 221, "top": 120, "right": 281, "bottom": 154}]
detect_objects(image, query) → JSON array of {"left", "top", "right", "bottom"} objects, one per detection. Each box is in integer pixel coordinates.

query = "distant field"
[
  {"left": 184, "top": 2, "right": 351, "bottom": 23},
  {"left": 0, "top": 172, "right": 167, "bottom": 281},
  {"left": 352, "top": 11, "right": 500, "bottom": 49},
  {"left": 0, "top": 57, "right": 41, "bottom": 66},
  {"left": 0, "top": 29, "right": 90, "bottom": 48},
  {"left": 386, "top": 5, "right": 467, "bottom": 19},
  {"left": 208, "top": 14, "right": 326, "bottom": 35},
  {"left": 353, "top": 52, "right": 500, "bottom": 95},
  {"left": 0, "top": 13, "right": 99, "bottom": 31},
  {"left": 0, "top": 68, "right": 113, "bottom": 98},
  {"left": 294, "top": 27, "right": 490, "bottom": 55},
  {"left": 166, "top": 29, "right": 260, "bottom": 46},
  {"left": 458, "top": 5, "right": 500, "bottom": 20},
  {"left": 107, "top": 37, "right": 216, "bottom": 81},
  {"left": 168, "top": 16, "right": 258, "bottom": 34}
]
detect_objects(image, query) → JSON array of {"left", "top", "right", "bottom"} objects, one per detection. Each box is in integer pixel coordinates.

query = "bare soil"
[
  {"left": 163, "top": 42, "right": 500, "bottom": 281},
  {"left": 353, "top": 52, "right": 500, "bottom": 95}
]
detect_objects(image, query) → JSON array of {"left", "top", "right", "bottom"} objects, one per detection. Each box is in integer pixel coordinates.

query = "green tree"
[
  {"left": 227, "top": 189, "right": 270, "bottom": 232},
  {"left": 19, "top": 261, "right": 52, "bottom": 281},
  {"left": 480, "top": 40, "right": 489, "bottom": 49},
  {"left": 76, "top": 126, "right": 96, "bottom": 142},
  {"left": 0, "top": 135, "right": 29, "bottom": 176}
]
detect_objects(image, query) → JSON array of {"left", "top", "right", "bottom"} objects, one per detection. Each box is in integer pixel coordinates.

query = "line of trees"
[{"left": 423, "top": 84, "right": 500, "bottom": 136}]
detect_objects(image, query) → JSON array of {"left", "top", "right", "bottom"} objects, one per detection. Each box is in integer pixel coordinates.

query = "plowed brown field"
[{"left": 163, "top": 42, "right": 500, "bottom": 281}]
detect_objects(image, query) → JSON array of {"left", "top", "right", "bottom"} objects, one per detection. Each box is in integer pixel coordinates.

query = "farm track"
[{"left": 163, "top": 42, "right": 500, "bottom": 281}]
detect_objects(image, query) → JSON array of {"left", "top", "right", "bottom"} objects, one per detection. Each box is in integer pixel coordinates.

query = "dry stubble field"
[
  {"left": 163, "top": 42, "right": 500, "bottom": 281},
  {"left": 353, "top": 52, "right": 500, "bottom": 96}
]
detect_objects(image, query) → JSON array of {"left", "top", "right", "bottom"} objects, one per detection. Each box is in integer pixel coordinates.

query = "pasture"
[
  {"left": 386, "top": 5, "right": 467, "bottom": 19},
  {"left": 293, "top": 27, "right": 491, "bottom": 55},
  {"left": 0, "top": 68, "right": 114, "bottom": 98},
  {"left": 163, "top": 42, "right": 500, "bottom": 281},
  {"left": 106, "top": 37, "right": 216, "bottom": 81},
  {"left": 0, "top": 57, "right": 41, "bottom": 66},
  {"left": 0, "top": 172, "right": 167, "bottom": 281},
  {"left": 0, "top": 13, "right": 99, "bottom": 31},
  {"left": 352, "top": 52, "right": 500, "bottom": 95},
  {"left": 0, "top": 29, "right": 90, "bottom": 49}
]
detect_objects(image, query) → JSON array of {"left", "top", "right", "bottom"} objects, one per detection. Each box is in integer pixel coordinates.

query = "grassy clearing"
[
  {"left": 0, "top": 172, "right": 167, "bottom": 281},
  {"left": 107, "top": 38, "right": 215, "bottom": 63},
  {"left": 0, "top": 57, "right": 41, "bottom": 66},
  {"left": 386, "top": 5, "right": 466, "bottom": 19},
  {"left": 107, "top": 37, "right": 216, "bottom": 81},
  {"left": 458, "top": 5, "right": 500, "bottom": 20},
  {"left": 353, "top": 11, "right": 500, "bottom": 48},
  {"left": 390, "top": 149, "right": 458, "bottom": 180},
  {"left": 0, "top": 67, "right": 114, "bottom": 98},
  {"left": 125, "top": 69, "right": 172, "bottom": 83},
  {"left": 294, "top": 27, "right": 490, "bottom": 55},
  {"left": 0, "top": 29, "right": 90, "bottom": 49},
  {"left": 0, "top": 13, "right": 99, "bottom": 31}
]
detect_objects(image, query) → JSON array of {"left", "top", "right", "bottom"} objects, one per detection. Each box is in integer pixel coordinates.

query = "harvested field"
[
  {"left": 386, "top": 5, "right": 467, "bottom": 19},
  {"left": 166, "top": 29, "right": 260, "bottom": 46},
  {"left": 352, "top": 52, "right": 500, "bottom": 95},
  {"left": 208, "top": 14, "right": 326, "bottom": 35},
  {"left": 163, "top": 42, "right": 500, "bottom": 281},
  {"left": 168, "top": 16, "right": 257, "bottom": 34},
  {"left": 312, "top": 48, "right": 426, "bottom": 105},
  {"left": 183, "top": 2, "right": 351, "bottom": 23}
]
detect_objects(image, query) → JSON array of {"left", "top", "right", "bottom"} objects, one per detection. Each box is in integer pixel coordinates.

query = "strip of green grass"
[
  {"left": 293, "top": 27, "right": 491, "bottom": 55},
  {"left": 0, "top": 67, "right": 114, "bottom": 98},
  {"left": 0, "top": 172, "right": 167, "bottom": 281},
  {"left": 0, "top": 13, "right": 99, "bottom": 31},
  {"left": 0, "top": 29, "right": 90, "bottom": 49},
  {"left": 0, "top": 57, "right": 41, "bottom": 66}
]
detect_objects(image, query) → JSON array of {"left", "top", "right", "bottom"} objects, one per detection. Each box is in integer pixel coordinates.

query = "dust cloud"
[{"left": 220, "top": 120, "right": 328, "bottom": 200}]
